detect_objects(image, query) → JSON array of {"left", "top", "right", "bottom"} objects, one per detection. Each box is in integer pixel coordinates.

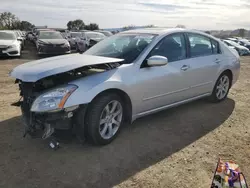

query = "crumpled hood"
[
  {"left": 10, "top": 54, "right": 124, "bottom": 82},
  {"left": 0, "top": 40, "right": 15, "bottom": 46},
  {"left": 37, "top": 39, "right": 68, "bottom": 45}
]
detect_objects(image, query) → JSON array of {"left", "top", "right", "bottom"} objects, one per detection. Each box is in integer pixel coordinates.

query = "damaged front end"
[{"left": 12, "top": 62, "right": 120, "bottom": 141}]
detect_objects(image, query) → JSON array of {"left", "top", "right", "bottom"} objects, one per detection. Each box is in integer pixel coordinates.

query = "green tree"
[
  {"left": 0, "top": 12, "right": 20, "bottom": 29},
  {"left": 239, "top": 28, "right": 246, "bottom": 37},
  {"left": 19, "top": 21, "right": 34, "bottom": 30},
  {"left": 122, "top": 25, "right": 136, "bottom": 31},
  {"left": 84, "top": 23, "right": 99, "bottom": 30},
  {"left": 67, "top": 19, "right": 85, "bottom": 30}
]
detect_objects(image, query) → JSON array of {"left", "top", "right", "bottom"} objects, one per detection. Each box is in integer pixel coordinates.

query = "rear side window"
[
  {"left": 211, "top": 39, "right": 221, "bottom": 54},
  {"left": 188, "top": 33, "right": 212, "bottom": 57},
  {"left": 149, "top": 33, "right": 186, "bottom": 62}
]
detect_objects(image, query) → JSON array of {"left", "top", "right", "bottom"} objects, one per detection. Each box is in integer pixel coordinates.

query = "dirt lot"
[{"left": 0, "top": 44, "right": 250, "bottom": 188}]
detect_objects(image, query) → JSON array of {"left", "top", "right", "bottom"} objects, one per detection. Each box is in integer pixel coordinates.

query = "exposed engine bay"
[{"left": 13, "top": 62, "right": 120, "bottom": 142}]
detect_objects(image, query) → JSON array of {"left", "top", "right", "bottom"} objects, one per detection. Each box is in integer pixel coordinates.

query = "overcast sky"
[{"left": 1, "top": 0, "right": 249, "bottom": 30}]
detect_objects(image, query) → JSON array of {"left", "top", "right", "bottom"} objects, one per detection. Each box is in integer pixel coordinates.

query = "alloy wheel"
[
  {"left": 216, "top": 75, "right": 230, "bottom": 100},
  {"left": 99, "top": 100, "right": 123, "bottom": 140}
]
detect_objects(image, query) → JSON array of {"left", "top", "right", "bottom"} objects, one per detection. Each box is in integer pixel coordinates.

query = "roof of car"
[
  {"left": 224, "top": 40, "right": 239, "bottom": 45},
  {"left": 0, "top": 30, "right": 16, "bottom": 34},
  {"left": 0, "top": 30, "right": 14, "bottom": 32},
  {"left": 84, "top": 31, "right": 105, "bottom": 35},
  {"left": 121, "top": 27, "right": 211, "bottom": 36},
  {"left": 40, "top": 30, "right": 59, "bottom": 33}
]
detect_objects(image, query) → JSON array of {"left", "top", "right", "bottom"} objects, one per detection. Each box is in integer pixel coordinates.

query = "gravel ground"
[{"left": 0, "top": 43, "right": 250, "bottom": 188}]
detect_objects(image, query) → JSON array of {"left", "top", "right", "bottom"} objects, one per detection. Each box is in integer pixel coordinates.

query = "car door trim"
[
  {"left": 137, "top": 93, "right": 210, "bottom": 118},
  {"left": 190, "top": 81, "right": 212, "bottom": 89},
  {"left": 143, "top": 87, "right": 190, "bottom": 101}
]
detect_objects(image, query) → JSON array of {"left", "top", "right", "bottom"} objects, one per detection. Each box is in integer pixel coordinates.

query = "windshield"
[
  {"left": 39, "top": 31, "right": 63, "bottom": 39},
  {"left": 71, "top": 32, "right": 82, "bottom": 38},
  {"left": 0, "top": 32, "right": 16, "bottom": 40},
  {"left": 85, "top": 32, "right": 105, "bottom": 39},
  {"left": 85, "top": 34, "right": 156, "bottom": 64}
]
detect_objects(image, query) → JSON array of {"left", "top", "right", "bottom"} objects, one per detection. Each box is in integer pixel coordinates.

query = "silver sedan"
[{"left": 10, "top": 28, "right": 240, "bottom": 146}]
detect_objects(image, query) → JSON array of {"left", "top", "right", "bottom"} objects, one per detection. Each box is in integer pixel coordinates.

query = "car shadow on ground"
[{"left": 0, "top": 98, "right": 235, "bottom": 187}]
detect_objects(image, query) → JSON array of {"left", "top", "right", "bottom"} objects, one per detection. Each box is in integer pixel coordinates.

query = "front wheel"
[
  {"left": 85, "top": 93, "right": 124, "bottom": 145},
  {"left": 209, "top": 73, "right": 231, "bottom": 102}
]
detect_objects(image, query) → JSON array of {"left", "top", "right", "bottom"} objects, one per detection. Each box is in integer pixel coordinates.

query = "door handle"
[
  {"left": 214, "top": 59, "right": 221, "bottom": 64},
  {"left": 181, "top": 65, "right": 190, "bottom": 71}
]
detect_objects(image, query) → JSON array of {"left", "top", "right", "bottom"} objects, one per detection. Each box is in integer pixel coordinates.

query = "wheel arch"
[
  {"left": 90, "top": 88, "right": 133, "bottom": 123},
  {"left": 220, "top": 69, "right": 233, "bottom": 87}
]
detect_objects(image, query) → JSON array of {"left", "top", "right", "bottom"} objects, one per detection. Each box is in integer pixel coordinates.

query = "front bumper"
[
  {"left": 0, "top": 47, "right": 20, "bottom": 57},
  {"left": 21, "top": 103, "right": 81, "bottom": 139},
  {"left": 37, "top": 45, "right": 71, "bottom": 55}
]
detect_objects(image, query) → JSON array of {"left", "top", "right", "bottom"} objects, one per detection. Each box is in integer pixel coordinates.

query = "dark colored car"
[{"left": 36, "top": 31, "right": 71, "bottom": 55}]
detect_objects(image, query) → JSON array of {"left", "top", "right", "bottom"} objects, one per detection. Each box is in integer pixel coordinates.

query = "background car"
[
  {"left": 223, "top": 39, "right": 250, "bottom": 55},
  {"left": 14, "top": 30, "right": 25, "bottom": 49},
  {"left": 94, "top": 30, "right": 113, "bottom": 37},
  {"left": 0, "top": 30, "right": 22, "bottom": 57},
  {"left": 36, "top": 31, "right": 71, "bottom": 55},
  {"left": 67, "top": 32, "right": 83, "bottom": 50},
  {"left": 238, "top": 39, "right": 250, "bottom": 50},
  {"left": 74, "top": 31, "right": 106, "bottom": 52},
  {"left": 227, "top": 37, "right": 239, "bottom": 43},
  {"left": 84, "top": 31, "right": 106, "bottom": 48},
  {"left": 32, "top": 29, "right": 53, "bottom": 44}
]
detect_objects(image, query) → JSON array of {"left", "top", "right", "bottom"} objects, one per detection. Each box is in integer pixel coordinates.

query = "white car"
[{"left": 0, "top": 30, "right": 22, "bottom": 57}]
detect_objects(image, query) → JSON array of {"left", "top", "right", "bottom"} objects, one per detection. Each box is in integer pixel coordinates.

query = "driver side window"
[{"left": 149, "top": 33, "right": 186, "bottom": 62}]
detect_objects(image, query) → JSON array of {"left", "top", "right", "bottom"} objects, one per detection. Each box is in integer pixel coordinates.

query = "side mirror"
[
  {"left": 17, "top": 37, "right": 22, "bottom": 41},
  {"left": 147, "top": 55, "right": 168, "bottom": 67}
]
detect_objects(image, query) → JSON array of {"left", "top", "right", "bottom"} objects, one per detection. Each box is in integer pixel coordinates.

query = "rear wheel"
[
  {"left": 209, "top": 73, "right": 231, "bottom": 102},
  {"left": 85, "top": 93, "right": 124, "bottom": 145}
]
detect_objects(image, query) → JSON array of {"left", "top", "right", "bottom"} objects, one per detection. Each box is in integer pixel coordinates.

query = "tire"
[
  {"left": 209, "top": 72, "right": 231, "bottom": 103},
  {"left": 75, "top": 44, "right": 79, "bottom": 52},
  {"left": 84, "top": 93, "right": 124, "bottom": 145}
]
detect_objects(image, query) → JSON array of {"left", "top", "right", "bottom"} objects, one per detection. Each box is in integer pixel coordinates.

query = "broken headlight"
[{"left": 31, "top": 84, "right": 78, "bottom": 112}]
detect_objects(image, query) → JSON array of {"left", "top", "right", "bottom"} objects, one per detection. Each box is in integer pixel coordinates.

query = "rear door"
[{"left": 181, "top": 33, "right": 221, "bottom": 96}]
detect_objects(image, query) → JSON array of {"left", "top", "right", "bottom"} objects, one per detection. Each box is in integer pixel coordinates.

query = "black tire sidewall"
[{"left": 86, "top": 93, "right": 124, "bottom": 145}]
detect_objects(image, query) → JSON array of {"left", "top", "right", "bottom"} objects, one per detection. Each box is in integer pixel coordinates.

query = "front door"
[{"left": 135, "top": 33, "right": 191, "bottom": 114}]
